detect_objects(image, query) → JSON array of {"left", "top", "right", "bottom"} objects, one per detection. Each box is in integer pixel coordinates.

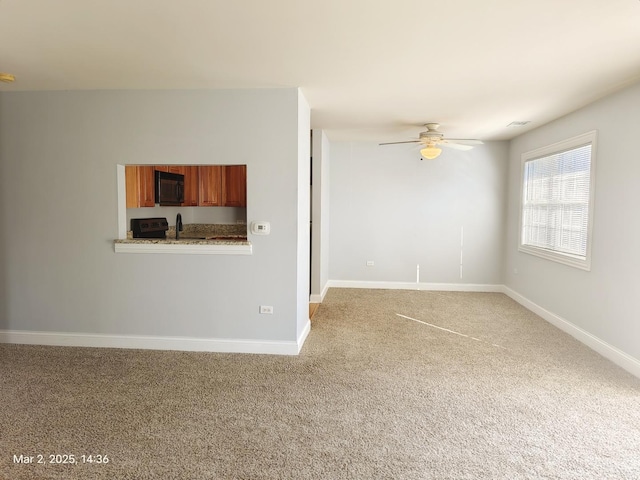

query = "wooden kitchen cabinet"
[
  {"left": 125, "top": 165, "right": 155, "bottom": 208},
  {"left": 181, "top": 166, "right": 199, "bottom": 206},
  {"left": 199, "top": 165, "right": 247, "bottom": 207},
  {"left": 133, "top": 164, "right": 245, "bottom": 208},
  {"left": 222, "top": 165, "right": 247, "bottom": 207},
  {"left": 198, "top": 165, "right": 222, "bottom": 206}
]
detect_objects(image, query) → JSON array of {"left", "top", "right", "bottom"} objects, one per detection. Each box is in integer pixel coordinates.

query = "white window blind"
[{"left": 519, "top": 131, "right": 596, "bottom": 270}]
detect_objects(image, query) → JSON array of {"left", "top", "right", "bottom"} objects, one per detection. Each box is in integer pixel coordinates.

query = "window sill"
[{"left": 518, "top": 244, "right": 590, "bottom": 271}]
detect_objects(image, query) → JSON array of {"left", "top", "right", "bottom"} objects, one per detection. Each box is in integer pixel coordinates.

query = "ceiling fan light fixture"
[
  {"left": 420, "top": 146, "right": 442, "bottom": 160},
  {"left": 0, "top": 73, "right": 15, "bottom": 83}
]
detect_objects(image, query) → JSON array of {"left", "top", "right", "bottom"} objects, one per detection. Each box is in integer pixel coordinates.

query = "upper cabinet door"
[
  {"left": 125, "top": 165, "right": 138, "bottom": 208},
  {"left": 125, "top": 165, "right": 156, "bottom": 208},
  {"left": 222, "top": 165, "right": 247, "bottom": 207},
  {"left": 198, "top": 165, "right": 222, "bottom": 206},
  {"left": 139, "top": 166, "right": 156, "bottom": 207},
  {"left": 181, "top": 166, "right": 199, "bottom": 206}
]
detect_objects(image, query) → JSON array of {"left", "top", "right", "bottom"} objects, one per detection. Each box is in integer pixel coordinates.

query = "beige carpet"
[{"left": 1, "top": 289, "right": 639, "bottom": 479}]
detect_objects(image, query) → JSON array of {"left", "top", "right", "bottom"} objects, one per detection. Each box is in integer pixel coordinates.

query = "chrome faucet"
[{"left": 176, "top": 213, "right": 183, "bottom": 239}]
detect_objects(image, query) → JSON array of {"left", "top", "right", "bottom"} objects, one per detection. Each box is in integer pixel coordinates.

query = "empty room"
[{"left": 1, "top": 1, "right": 639, "bottom": 479}]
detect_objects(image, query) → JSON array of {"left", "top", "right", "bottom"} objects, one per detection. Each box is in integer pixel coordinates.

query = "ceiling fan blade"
[
  {"left": 443, "top": 138, "right": 484, "bottom": 145},
  {"left": 441, "top": 142, "right": 474, "bottom": 151},
  {"left": 379, "top": 140, "right": 422, "bottom": 145}
]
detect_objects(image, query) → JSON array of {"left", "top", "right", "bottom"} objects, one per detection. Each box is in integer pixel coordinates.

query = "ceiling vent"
[{"left": 507, "top": 121, "right": 531, "bottom": 127}]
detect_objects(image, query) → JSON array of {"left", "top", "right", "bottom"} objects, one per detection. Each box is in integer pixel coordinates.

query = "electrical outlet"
[
  {"left": 366, "top": 260, "right": 374, "bottom": 266},
  {"left": 259, "top": 305, "right": 274, "bottom": 314}
]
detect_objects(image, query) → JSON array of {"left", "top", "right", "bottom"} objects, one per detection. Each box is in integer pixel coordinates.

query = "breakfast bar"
[{"left": 114, "top": 222, "right": 252, "bottom": 255}]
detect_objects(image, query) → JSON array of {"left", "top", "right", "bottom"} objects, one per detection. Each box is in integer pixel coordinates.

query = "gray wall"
[
  {"left": 0, "top": 89, "right": 308, "bottom": 343},
  {"left": 328, "top": 141, "right": 508, "bottom": 285},
  {"left": 505, "top": 81, "right": 640, "bottom": 360}
]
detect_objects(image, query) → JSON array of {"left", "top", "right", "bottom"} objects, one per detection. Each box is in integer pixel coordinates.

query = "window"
[{"left": 519, "top": 131, "right": 597, "bottom": 270}]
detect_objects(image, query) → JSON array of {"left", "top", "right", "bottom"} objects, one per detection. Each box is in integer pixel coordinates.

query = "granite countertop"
[
  {"left": 115, "top": 237, "right": 249, "bottom": 246},
  {"left": 115, "top": 223, "right": 250, "bottom": 246}
]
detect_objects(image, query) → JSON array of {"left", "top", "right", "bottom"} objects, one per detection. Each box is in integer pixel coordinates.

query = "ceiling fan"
[{"left": 379, "top": 123, "right": 483, "bottom": 159}]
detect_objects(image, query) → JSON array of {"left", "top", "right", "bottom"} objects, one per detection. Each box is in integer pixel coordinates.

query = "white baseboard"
[
  {"left": 0, "top": 330, "right": 303, "bottom": 356},
  {"left": 502, "top": 286, "right": 640, "bottom": 379},
  {"left": 309, "top": 282, "right": 330, "bottom": 303},
  {"left": 327, "top": 279, "right": 504, "bottom": 293},
  {"left": 297, "top": 319, "right": 311, "bottom": 353}
]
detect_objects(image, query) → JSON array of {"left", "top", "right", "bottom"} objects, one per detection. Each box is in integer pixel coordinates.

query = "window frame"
[{"left": 518, "top": 130, "right": 597, "bottom": 271}]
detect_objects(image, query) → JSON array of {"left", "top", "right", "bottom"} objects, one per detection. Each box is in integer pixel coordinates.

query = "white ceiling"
[{"left": 1, "top": 0, "right": 639, "bottom": 142}]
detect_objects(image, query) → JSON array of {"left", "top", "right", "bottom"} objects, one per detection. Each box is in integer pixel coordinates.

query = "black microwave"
[{"left": 155, "top": 170, "right": 184, "bottom": 206}]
